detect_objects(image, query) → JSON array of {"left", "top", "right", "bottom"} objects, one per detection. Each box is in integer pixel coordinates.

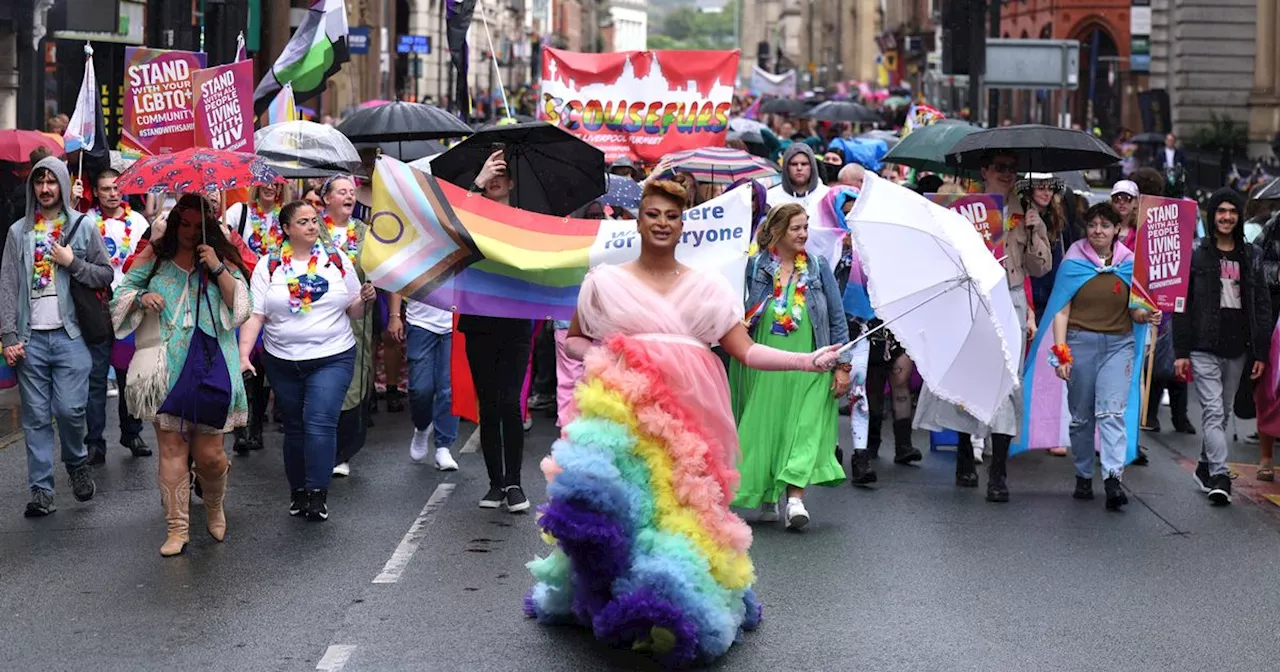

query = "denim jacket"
[{"left": 744, "top": 251, "right": 851, "bottom": 364}]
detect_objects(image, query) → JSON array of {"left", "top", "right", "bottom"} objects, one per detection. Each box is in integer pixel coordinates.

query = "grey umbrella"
[{"left": 1253, "top": 177, "right": 1280, "bottom": 201}]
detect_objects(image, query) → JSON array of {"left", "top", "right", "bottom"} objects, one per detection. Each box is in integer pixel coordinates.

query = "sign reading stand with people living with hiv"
[
  {"left": 1130, "top": 195, "right": 1196, "bottom": 313},
  {"left": 121, "top": 47, "right": 207, "bottom": 156},
  {"left": 538, "top": 47, "right": 740, "bottom": 164},
  {"left": 192, "top": 60, "right": 255, "bottom": 153}
]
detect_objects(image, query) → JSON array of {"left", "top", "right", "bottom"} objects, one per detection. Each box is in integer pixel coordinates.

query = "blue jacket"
[{"left": 744, "top": 251, "right": 851, "bottom": 363}]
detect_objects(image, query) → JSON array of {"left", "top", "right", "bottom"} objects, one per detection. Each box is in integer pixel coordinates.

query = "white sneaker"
[
  {"left": 409, "top": 428, "right": 431, "bottom": 463},
  {"left": 784, "top": 497, "right": 809, "bottom": 530},
  {"left": 759, "top": 502, "right": 779, "bottom": 522},
  {"left": 434, "top": 447, "right": 458, "bottom": 471},
  {"left": 106, "top": 381, "right": 119, "bottom": 398},
  {"left": 973, "top": 447, "right": 984, "bottom": 464},
  {"left": 332, "top": 462, "right": 351, "bottom": 477},
  {"left": 523, "top": 415, "right": 533, "bottom": 432}
]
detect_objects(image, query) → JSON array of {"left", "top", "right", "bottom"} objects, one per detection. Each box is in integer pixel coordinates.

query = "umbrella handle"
[{"left": 835, "top": 275, "right": 970, "bottom": 356}]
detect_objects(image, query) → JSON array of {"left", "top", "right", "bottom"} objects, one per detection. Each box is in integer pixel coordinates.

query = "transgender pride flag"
[{"left": 63, "top": 44, "right": 98, "bottom": 154}]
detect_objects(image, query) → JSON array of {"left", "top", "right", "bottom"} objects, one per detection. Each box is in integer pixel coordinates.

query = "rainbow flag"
[
  {"left": 362, "top": 156, "right": 483, "bottom": 298},
  {"left": 426, "top": 183, "right": 601, "bottom": 320}
]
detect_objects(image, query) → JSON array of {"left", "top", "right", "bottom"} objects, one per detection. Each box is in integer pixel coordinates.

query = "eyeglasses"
[{"left": 987, "top": 162, "right": 1018, "bottom": 175}]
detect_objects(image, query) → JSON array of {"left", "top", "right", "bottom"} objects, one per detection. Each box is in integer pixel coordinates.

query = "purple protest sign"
[
  {"left": 192, "top": 60, "right": 255, "bottom": 153},
  {"left": 1130, "top": 195, "right": 1196, "bottom": 313},
  {"left": 121, "top": 47, "right": 207, "bottom": 156}
]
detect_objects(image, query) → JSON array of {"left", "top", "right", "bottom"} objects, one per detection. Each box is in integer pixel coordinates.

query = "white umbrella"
[
  {"left": 407, "top": 153, "right": 443, "bottom": 174},
  {"left": 254, "top": 120, "right": 362, "bottom": 176},
  {"left": 845, "top": 173, "right": 1021, "bottom": 424}
]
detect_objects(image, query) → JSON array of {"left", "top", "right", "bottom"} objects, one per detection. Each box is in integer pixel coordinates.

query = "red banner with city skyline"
[{"left": 538, "top": 47, "right": 739, "bottom": 165}]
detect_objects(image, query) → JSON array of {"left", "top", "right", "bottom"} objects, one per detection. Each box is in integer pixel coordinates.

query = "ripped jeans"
[{"left": 1066, "top": 328, "right": 1135, "bottom": 479}]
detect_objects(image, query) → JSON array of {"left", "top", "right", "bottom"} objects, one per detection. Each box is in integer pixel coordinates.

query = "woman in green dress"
[{"left": 731, "top": 202, "right": 851, "bottom": 529}]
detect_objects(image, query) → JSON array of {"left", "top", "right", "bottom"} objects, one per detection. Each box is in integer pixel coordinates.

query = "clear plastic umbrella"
[{"left": 254, "top": 120, "right": 363, "bottom": 177}]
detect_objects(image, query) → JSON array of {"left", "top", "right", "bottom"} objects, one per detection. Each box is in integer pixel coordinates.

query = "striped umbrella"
[{"left": 656, "top": 147, "right": 779, "bottom": 185}]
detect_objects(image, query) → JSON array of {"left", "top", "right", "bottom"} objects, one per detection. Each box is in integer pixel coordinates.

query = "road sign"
[
  {"left": 397, "top": 35, "right": 431, "bottom": 55},
  {"left": 350, "top": 26, "right": 371, "bottom": 55},
  {"left": 983, "top": 39, "right": 1080, "bottom": 90}
]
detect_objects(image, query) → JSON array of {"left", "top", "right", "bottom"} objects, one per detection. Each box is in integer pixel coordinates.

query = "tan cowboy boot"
[
  {"left": 195, "top": 462, "right": 229, "bottom": 542},
  {"left": 158, "top": 473, "right": 191, "bottom": 557}
]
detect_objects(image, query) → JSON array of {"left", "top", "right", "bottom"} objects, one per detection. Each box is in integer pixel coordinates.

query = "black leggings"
[{"left": 465, "top": 331, "right": 531, "bottom": 489}]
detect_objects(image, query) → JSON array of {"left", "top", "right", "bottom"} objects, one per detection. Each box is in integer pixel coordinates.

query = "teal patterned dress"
[{"left": 110, "top": 257, "right": 253, "bottom": 434}]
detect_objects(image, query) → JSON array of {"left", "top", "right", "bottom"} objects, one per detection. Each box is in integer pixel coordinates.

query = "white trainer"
[
  {"left": 434, "top": 447, "right": 459, "bottom": 471},
  {"left": 784, "top": 497, "right": 809, "bottom": 530},
  {"left": 409, "top": 428, "right": 431, "bottom": 463},
  {"left": 759, "top": 502, "right": 779, "bottom": 522},
  {"left": 332, "top": 462, "right": 351, "bottom": 477}
]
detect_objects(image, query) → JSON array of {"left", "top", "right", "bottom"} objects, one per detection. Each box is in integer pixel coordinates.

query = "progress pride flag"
[{"left": 538, "top": 47, "right": 739, "bottom": 164}]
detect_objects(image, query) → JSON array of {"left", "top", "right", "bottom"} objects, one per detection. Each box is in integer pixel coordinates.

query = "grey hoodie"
[
  {"left": 766, "top": 141, "right": 830, "bottom": 211},
  {"left": 0, "top": 156, "right": 113, "bottom": 347}
]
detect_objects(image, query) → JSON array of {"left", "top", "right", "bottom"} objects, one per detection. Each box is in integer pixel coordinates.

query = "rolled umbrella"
[
  {"left": 803, "top": 101, "right": 882, "bottom": 124},
  {"left": 255, "top": 120, "right": 363, "bottom": 177},
  {"left": 1253, "top": 177, "right": 1280, "bottom": 201},
  {"left": 601, "top": 173, "right": 642, "bottom": 211},
  {"left": 655, "top": 146, "right": 779, "bottom": 185},
  {"left": 430, "top": 121, "right": 606, "bottom": 217},
  {"left": 946, "top": 124, "right": 1121, "bottom": 173},
  {"left": 883, "top": 121, "right": 983, "bottom": 175},
  {"left": 336, "top": 101, "right": 472, "bottom": 142},
  {"left": 0, "top": 130, "right": 65, "bottom": 162}
]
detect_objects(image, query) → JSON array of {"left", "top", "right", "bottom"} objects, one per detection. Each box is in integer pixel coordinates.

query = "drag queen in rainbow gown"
[{"left": 524, "top": 180, "right": 842, "bottom": 667}]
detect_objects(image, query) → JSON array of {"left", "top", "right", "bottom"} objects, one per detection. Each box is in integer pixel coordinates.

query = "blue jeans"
[
  {"left": 1066, "top": 329, "right": 1135, "bottom": 479},
  {"left": 18, "top": 328, "right": 92, "bottom": 493},
  {"left": 263, "top": 346, "right": 356, "bottom": 490},
  {"left": 406, "top": 326, "right": 457, "bottom": 447},
  {"left": 85, "top": 340, "right": 144, "bottom": 448}
]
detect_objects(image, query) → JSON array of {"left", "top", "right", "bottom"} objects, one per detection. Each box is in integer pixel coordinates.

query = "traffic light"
[{"left": 941, "top": 0, "right": 984, "bottom": 76}]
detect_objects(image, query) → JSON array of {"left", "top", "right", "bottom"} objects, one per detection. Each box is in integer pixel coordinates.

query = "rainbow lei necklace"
[
  {"left": 32, "top": 211, "right": 66, "bottom": 290},
  {"left": 248, "top": 202, "right": 281, "bottom": 255},
  {"left": 94, "top": 204, "right": 133, "bottom": 266},
  {"left": 280, "top": 240, "right": 322, "bottom": 314},
  {"left": 324, "top": 213, "right": 361, "bottom": 263},
  {"left": 770, "top": 251, "right": 808, "bottom": 335}
]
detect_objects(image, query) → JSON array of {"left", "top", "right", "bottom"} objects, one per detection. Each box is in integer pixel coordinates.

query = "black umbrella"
[
  {"left": 354, "top": 140, "right": 449, "bottom": 162},
  {"left": 430, "top": 121, "right": 606, "bottom": 217},
  {"left": 336, "top": 102, "right": 472, "bottom": 143},
  {"left": 759, "top": 98, "right": 814, "bottom": 115},
  {"left": 946, "top": 124, "right": 1121, "bottom": 173},
  {"left": 1253, "top": 177, "right": 1280, "bottom": 201},
  {"left": 803, "top": 100, "right": 882, "bottom": 124}
]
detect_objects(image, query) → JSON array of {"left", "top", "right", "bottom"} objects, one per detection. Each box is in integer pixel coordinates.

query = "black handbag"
[{"left": 63, "top": 214, "right": 114, "bottom": 345}]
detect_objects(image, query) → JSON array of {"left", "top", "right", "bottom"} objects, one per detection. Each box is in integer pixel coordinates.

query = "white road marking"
[
  {"left": 460, "top": 428, "right": 481, "bottom": 454},
  {"left": 316, "top": 644, "right": 357, "bottom": 671},
  {"left": 372, "top": 483, "right": 455, "bottom": 584}
]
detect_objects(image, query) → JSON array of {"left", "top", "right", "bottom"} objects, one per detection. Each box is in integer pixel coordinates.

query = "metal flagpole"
[{"left": 478, "top": 7, "right": 512, "bottom": 118}]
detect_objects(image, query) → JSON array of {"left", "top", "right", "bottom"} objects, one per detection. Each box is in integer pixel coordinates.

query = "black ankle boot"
[
  {"left": 986, "top": 435, "right": 1010, "bottom": 503},
  {"left": 955, "top": 434, "right": 978, "bottom": 488},
  {"left": 892, "top": 419, "right": 922, "bottom": 464},
  {"left": 1104, "top": 477, "right": 1127, "bottom": 511},
  {"left": 1073, "top": 476, "right": 1094, "bottom": 500},
  {"left": 233, "top": 427, "right": 251, "bottom": 455},
  {"left": 850, "top": 450, "right": 877, "bottom": 486},
  {"left": 867, "top": 414, "right": 883, "bottom": 460},
  {"left": 386, "top": 386, "right": 405, "bottom": 413}
]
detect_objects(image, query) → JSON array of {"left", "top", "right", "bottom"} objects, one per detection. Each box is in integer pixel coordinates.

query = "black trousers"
[{"left": 465, "top": 331, "right": 531, "bottom": 489}]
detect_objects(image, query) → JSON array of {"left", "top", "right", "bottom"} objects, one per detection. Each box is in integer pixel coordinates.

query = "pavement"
[{"left": 1, "top": 394, "right": 1279, "bottom": 671}]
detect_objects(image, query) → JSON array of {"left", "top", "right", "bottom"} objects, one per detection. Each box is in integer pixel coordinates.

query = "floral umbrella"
[{"left": 115, "top": 147, "right": 285, "bottom": 195}]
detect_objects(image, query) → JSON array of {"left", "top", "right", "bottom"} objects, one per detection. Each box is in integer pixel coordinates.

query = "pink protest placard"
[
  {"left": 1130, "top": 195, "right": 1196, "bottom": 313},
  {"left": 192, "top": 60, "right": 255, "bottom": 153},
  {"left": 121, "top": 47, "right": 207, "bottom": 156},
  {"left": 926, "top": 193, "right": 1005, "bottom": 256}
]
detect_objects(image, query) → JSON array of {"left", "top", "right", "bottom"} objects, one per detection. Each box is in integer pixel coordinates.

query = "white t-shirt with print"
[
  {"left": 251, "top": 248, "right": 361, "bottom": 361},
  {"left": 95, "top": 208, "right": 151, "bottom": 288}
]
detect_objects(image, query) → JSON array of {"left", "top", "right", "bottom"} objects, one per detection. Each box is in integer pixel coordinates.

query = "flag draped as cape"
[{"left": 1014, "top": 240, "right": 1149, "bottom": 464}]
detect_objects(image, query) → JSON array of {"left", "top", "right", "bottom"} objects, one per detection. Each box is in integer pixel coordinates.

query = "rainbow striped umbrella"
[{"left": 656, "top": 147, "right": 779, "bottom": 185}]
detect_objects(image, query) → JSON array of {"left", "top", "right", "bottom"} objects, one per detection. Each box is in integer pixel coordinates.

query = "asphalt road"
[{"left": 1, "top": 396, "right": 1278, "bottom": 671}]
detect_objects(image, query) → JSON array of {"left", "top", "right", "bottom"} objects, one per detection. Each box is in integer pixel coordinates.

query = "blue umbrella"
[{"left": 601, "top": 173, "right": 642, "bottom": 210}]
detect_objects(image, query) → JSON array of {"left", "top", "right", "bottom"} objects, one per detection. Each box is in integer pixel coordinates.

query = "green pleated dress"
[{"left": 730, "top": 301, "right": 845, "bottom": 509}]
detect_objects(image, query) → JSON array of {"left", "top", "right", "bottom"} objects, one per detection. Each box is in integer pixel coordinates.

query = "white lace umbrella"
[{"left": 844, "top": 173, "right": 1021, "bottom": 424}]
